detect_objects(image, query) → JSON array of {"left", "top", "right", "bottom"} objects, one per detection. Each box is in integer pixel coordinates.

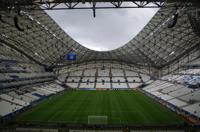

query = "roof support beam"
[
  {"left": 0, "top": 0, "right": 199, "bottom": 11},
  {"left": 0, "top": 38, "right": 47, "bottom": 67}
]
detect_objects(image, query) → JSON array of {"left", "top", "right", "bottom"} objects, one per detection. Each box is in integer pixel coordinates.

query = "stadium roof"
[{"left": 0, "top": 0, "right": 200, "bottom": 69}]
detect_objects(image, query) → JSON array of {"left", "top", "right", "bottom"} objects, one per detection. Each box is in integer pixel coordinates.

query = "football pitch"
[{"left": 15, "top": 90, "right": 183, "bottom": 125}]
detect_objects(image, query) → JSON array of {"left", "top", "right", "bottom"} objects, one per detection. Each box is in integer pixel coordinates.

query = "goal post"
[{"left": 88, "top": 115, "right": 108, "bottom": 125}]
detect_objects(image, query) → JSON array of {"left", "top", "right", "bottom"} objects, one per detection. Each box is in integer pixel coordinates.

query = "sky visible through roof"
[{"left": 45, "top": 3, "right": 159, "bottom": 51}]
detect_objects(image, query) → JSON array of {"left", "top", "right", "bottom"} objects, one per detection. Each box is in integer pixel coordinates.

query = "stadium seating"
[
  {"left": 0, "top": 94, "right": 28, "bottom": 106},
  {"left": 64, "top": 67, "right": 147, "bottom": 89},
  {"left": 79, "top": 82, "right": 95, "bottom": 89},
  {"left": 97, "top": 77, "right": 110, "bottom": 82},
  {"left": 161, "top": 84, "right": 183, "bottom": 94},
  {"left": 182, "top": 102, "right": 200, "bottom": 117},
  {"left": 112, "top": 83, "right": 128, "bottom": 89},
  {"left": 8, "top": 92, "right": 34, "bottom": 103},
  {"left": 161, "top": 67, "right": 200, "bottom": 88},
  {"left": 84, "top": 69, "right": 96, "bottom": 76},
  {"left": 66, "top": 77, "right": 81, "bottom": 83},
  {"left": 140, "top": 74, "right": 151, "bottom": 82},
  {"left": 82, "top": 77, "right": 95, "bottom": 82},
  {"left": 179, "top": 89, "right": 200, "bottom": 102},
  {"left": 143, "top": 79, "right": 200, "bottom": 118},
  {"left": 111, "top": 69, "right": 124, "bottom": 76},
  {"left": 66, "top": 83, "right": 79, "bottom": 88},
  {"left": 96, "top": 83, "right": 111, "bottom": 89},
  {"left": 0, "top": 2, "right": 200, "bottom": 130},
  {"left": 69, "top": 71, "right": 83, "bottom": 76},
  {"left": 126, "top": 77, "right": 141, "bottom": 82},
  {"left": 128, "top": 83, "right": 142, "bottom": 89},
  {"left": 112, "top": 77, "right": 126, "bottom": 82},
  {"left": 0, "top": 100, "right": 22, "bottom": 116},
  {"left": 0, "top": 59, "right": 55, "bottom": 90},
  {"left": 0, "top": 82, "right": 65, "bottom": 117},
  {"left": 57, "top": 74, "right": 68, "bottom": 82},
  {"left": 125, "top": 70, "right": 138, "bottom": 76},
  {"left": 98, "top": 69, "right": 109, "bottom": 76},
  {"left": 167, "top": 99, "right": 187, "bottom": 107}
]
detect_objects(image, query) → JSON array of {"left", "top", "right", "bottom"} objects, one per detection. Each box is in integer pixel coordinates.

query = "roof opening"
[{"left": 45, "top": 3, "right": 158, "bottom": 51}]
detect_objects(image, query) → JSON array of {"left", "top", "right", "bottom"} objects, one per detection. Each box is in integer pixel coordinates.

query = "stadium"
[{"left": 0, "top": 0, "right": 200, "bottom": 131}]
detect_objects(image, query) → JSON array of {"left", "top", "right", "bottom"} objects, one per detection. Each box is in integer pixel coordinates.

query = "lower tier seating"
[
  {"left": 143, "top": 80, "right": 200, "bottom": 119},
  {"left": 0, "top": 82, "right": 65, "bottom": 117}
]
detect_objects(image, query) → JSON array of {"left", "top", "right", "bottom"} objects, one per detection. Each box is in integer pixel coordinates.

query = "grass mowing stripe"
[{"left": 15, "top": 90, "right": 183, "bottom": 125}]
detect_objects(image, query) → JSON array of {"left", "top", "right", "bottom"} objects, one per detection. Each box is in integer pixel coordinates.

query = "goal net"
[{"left": 88, "top": 115, "right": 108, "bottom": 125}]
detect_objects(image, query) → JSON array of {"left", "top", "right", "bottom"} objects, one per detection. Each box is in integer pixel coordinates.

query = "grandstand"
[{"left": 0, "top": 0, "right": 200, "bottom": 131}]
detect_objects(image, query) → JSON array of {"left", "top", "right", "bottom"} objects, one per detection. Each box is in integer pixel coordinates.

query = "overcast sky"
[{"left": 45, "top": 3, "right": 158, "bottom": 51}]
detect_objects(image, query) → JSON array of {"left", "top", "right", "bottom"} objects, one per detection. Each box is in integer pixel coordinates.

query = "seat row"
[
  {"left": 0, "top": 83, "right": 65, "bottom": 117},
  {"left": 143, "top": 80, "right": 200, "bottom": 118}
]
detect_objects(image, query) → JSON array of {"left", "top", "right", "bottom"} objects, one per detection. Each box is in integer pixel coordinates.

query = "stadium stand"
[
  {"left": 0, "top": 82, "right": 65, "bottom": 117},
  {"left": 0, "top": 0, "right": 200, "bottom": 131},
  {"left": 0, "top": 100, "right": 22, "bottom": 116},
  {"left": 62, "top": 67, "right": 145, "bottom": 89},
  {"left": 143, "top": 59, "right": 200, "bottom": 120}
]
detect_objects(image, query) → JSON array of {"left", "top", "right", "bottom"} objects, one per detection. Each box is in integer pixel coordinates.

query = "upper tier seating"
[
  {"left": 0, "top": 78, "right": 54, "bottom": 88},
  {"left": 125, "top": 71, "right": 138, "bottom": 76},
  {"left": 161, "top": 67, "right": 200, "bottom": 88},
  {"left": 82, "top": 77, "right": 95, "bottom": 82},
  {"left": 84, "top": 69, "right": 96, "bottom": 76},
  {"left": 98, "top": 69, "right": 109, "bottom": 76},
  {"left": 180, "top": 69, "right": 200, "bottom": 74},
  {"left": 66, "top": 77, "right": 81, "bottom": 82},
  {"left": 97, "top": 77, "right": 110, "bottom": 82},
  {"left": 0, "top": 72, "right": 54, "bottom": 82},
  {"left": 126, "top": 77, "right": 141, "bottom": 82},
  {"left": 0, "top": 60, "right": 55, "bottom": 90},
  {"left": 69, "top": 71, "right": 83, "bottom": 76},
  {"left": 112, "top": 77, "right": 126, "bottom": 82},
  {"left": 112, "top": 69, "right": 124, "bottom": 76}
]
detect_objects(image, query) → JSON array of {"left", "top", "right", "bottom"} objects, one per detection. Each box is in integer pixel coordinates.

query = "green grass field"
[{"left": 15, "top": 90, "right": 183, "bottom": 125}]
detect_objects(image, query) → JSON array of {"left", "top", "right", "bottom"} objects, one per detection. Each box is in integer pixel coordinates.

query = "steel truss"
[{"left": 0, "top": 0, "right": 199, "bottom": 17}]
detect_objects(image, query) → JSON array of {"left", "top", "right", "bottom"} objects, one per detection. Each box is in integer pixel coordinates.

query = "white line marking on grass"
[{"left": 47, "top": 111, "right": 62, "bottom": 122}]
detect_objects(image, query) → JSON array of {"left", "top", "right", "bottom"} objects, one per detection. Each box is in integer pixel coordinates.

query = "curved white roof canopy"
[{"left": 0, "top": 2, "right": 199, "bottom": 69}]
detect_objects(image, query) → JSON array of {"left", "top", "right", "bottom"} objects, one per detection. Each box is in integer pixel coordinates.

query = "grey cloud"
[{"left": 45, "top": 4, "right": 158, "bottom": 51}]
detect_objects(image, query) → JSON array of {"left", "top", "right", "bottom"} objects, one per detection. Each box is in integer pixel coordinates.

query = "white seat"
[
  {"left": 112, "top": 83, "right": 128, "bottom": 89},
  {"left": 0, "top": 100, "right": 22, "bottom": 116},
  {"left": 96, "top": 83, "right": 111, "bottom": 89},
  {"left": 167, "top": 98, "right": 187, "bottom": 107},
  {"left": 182, "top": 103, "right": 200, "bottom": 118}
]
